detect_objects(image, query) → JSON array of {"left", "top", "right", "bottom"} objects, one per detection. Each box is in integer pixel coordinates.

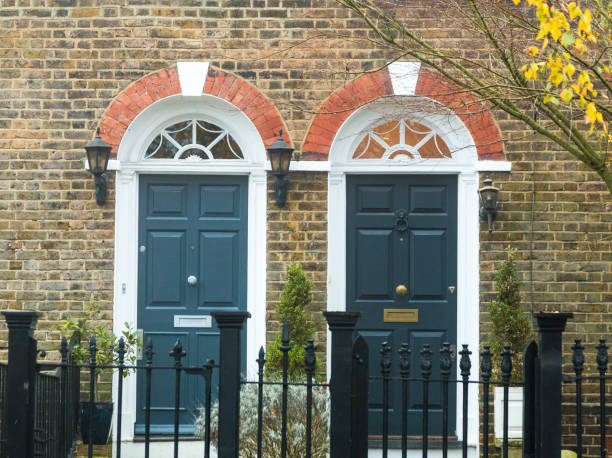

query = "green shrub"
[
  {"left": 55, "top": 299, "right": 140, "bottom": 390},
  {"left": 265, "top": 262, "right": 318, "bottom": 380},
  {"left": 486, "top": 247, "right": 533, "bottom": 380}
]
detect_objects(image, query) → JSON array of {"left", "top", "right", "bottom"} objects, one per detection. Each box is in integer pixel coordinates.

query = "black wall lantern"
[
  {"left": 268, "top": 129, "right": 294, "bottom": 207},
  {"left": 85, "top": 128, "right": 112, "bottom": 205},
  {"left": 478, "top": 178, "right": 499, "bottom": 233}
]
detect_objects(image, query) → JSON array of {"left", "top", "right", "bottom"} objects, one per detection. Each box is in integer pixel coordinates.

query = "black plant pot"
[{"left": 81, "top": 401, "right": 113, "bottom": 445}]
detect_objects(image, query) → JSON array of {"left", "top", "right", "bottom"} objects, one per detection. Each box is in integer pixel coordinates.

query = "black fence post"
[
  {"left": 522, "top": 340, "right": 538, "bottom": 458},
  {"left": 351, "top": 335, "right": 368, "bottom": 458},
  {"left": 2, "top": 311, "right": 40, "bottom": 458},
  {"left": 211, "top": 311, "right": 251, "bottom": 458},
  {"left": 323, "top": 311, "right": 361, "bottom": 458},
  {"left": 535, "top": 312, "right": 572, "bottom": 458}
]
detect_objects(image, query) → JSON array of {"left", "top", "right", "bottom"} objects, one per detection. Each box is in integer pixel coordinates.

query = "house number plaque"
[{"left": 383, "top": 308, "right": 419, "bottom": 323}]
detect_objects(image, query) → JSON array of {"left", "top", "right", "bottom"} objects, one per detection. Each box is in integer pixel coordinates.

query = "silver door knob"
[{"left": 187, "top": 275, "right": 198, "bottom": 286}]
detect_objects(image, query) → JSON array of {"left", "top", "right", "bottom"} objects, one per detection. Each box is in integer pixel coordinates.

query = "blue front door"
[
  {"left": 346, "top": 174, "right": 458, "bottom": 438},
  {"left": 136, "top": 174, "right": 248, "bottom": 434}
]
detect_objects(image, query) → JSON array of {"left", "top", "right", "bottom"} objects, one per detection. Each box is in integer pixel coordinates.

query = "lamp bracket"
[
  {"left": 274, "top": 173, "right": 288, "bottom": 207},
  {"left": 94, "top": 173, "right": 107, "bottom": 206}
]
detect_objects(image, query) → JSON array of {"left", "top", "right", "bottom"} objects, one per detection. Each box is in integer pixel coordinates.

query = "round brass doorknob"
[{"left": 396, "top": 284, "right": 407, "bottom": 296}]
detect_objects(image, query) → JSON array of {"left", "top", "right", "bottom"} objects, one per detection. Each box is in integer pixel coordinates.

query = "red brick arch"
[
  {"left": 99, "top": 65, "right": 289, "bottom": 155},
  {"left": 302, "top": 68, "right": 504, "bottom": 161}
]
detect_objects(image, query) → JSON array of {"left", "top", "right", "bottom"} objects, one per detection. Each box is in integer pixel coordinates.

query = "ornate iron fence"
[{"left": 0, "top": 309, "right": 607, "bottom": 458}]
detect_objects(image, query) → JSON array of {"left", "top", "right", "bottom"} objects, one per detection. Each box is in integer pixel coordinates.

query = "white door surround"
[
  {"left": 326, "top": 98, "right": 511, "bottom": 454},
  {"left": 111, "top": 94, "right": 268, "bottom": 450}
]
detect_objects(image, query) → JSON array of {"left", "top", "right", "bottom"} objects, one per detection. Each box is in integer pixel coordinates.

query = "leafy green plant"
[
  {"left": 194, "top": 383, "right": 329, "bottom": 458},
  {"left": 265, "top": 262, "right": 318, "bottom": 380},
  {"left": 486, "top": 247, "right": 533, "bottom": 380},
  {"left": 55, "top": 299, "right": 140, "bottom": 378}
]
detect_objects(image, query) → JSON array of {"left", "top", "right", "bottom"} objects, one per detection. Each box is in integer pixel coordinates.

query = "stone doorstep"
[{"left": 75, "top": 442, "right": 111, "bottom": 458}]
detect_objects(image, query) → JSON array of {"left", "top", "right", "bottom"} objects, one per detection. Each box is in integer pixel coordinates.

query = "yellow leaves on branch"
[{"left": 515, "top": 0, "right": 605, "bottom": 134}]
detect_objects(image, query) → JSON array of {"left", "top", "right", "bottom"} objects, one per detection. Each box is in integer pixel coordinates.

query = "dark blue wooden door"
[
  {"left": 346, "top": 174, "right": 457, "bottom": 438},
  {"left": 136, "top": 174, "right": 248, "bottom": 434}
]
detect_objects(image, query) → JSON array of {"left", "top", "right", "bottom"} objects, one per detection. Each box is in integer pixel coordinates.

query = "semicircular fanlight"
[
  {"left": 352, "top": 119, "right": 451, "bottom": 161},
  {"left": 144, "top": 120, "right": 244, "bottom": 161}
]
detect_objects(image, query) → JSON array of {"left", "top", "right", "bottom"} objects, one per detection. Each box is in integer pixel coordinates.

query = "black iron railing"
[
  {"left": 565, "top": 338, "right": 609, "bottom": 458},
  {"left": 357, "top": 340, "right": 522, "bottom": 458},
  {"left": 34, "top": 335, "right": 81, "bottom": 458},
  {"left": 0, "top": 309, "right": 605, "bottom": 458},
  {"left": 240, "top": 323, "right": 328, "bottom": 458}
]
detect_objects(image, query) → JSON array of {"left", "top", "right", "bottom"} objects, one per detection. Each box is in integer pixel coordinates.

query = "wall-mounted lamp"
[
  {"left": 268, "top": 129, "right": 294, "bottom": 207},
  {"left": 478, "top": 178, "right": 499, "bottom": 233},
  {"left": 85, "top": 128, "right": 112, "bottom": 205}
]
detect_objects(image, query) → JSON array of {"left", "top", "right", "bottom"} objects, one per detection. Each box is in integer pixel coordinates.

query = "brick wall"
[
  {"left": 266, "top": 171, "right": 328, "bottom": 367},
  {"left": 0, "top": 0, "right": 610, "bottom": 454}
]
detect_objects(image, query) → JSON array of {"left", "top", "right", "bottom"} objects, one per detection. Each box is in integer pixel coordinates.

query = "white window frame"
[
  {"left": 110, "top": 94, "right": 267, "bottom": 449},
  {"left": 326, "top": 98, "right": 511, "bottom": 455}
]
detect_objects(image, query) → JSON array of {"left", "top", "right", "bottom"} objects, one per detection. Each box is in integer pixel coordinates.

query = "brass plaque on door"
[{"left": 383, "top": 308, "right": 418, "bottom": 323}]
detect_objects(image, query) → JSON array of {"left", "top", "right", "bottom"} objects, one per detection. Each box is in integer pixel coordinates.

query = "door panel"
[
  {"left": 355, "top": 229, "right": 394, "bottom": 300},
  {"left": 146, "top": 232, "right": 186, "bottom": 307},
  {"left": 136, "top": 174, "right": 248, "bottom": 435},
  {"left": 199, "top": 231, "right": 238, "bottom": 307},
  {"left": 347, "top": 174, "right": 457, "bottom": 438}
]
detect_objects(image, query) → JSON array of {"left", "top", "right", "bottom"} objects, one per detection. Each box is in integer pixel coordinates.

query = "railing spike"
[
  {"left": 398, "top": 343, "right": 410, "bottom": 378},
  {"left": 500, "top": 346, "right": 513, "bottom": 380},
  {"left": 117, "top": 337, "right": 126, "bottom": 365},
  {"left": 440, "top": 342, "right": 452, "bottom": 377},
  {"left": 480, "top": 346, "right": 492, "bottom": 381},
  {"left": 257, "top": 345, "right": 266, "bottom": 373},
  {"left": 597, "top": 339, "right": 609, "bottom": 373},
  {"left": 89, "top": 335, "right": 97, "bottom": 366},
  {"left": 281, "top": 319, "right": 290, "bottom": 347},
  {"left": 304, "top": 339, "right": 316, "bottom": 374},
  {"left": 145, "top": 337, "right": 154, "bottom": 364},
  {"left": 60, "top": 336, "right": 68, "bottom": 364},
  {"left": 459, "top": 344, "right": 472, "bottom": 378},
  {"left": 572, "top": 340, "right": 585, "bottom": 374}
]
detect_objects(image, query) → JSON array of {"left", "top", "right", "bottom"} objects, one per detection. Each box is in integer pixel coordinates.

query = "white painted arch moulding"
[
  {"left": 111, "top": 93, "right": 268, "bottom": 450},
  {"left": 325, "top": 98, "right": 506, "bottom": 451}
]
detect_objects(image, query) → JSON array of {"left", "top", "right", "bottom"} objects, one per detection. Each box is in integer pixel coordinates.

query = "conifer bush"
[
  {"left": 486, "top": 247, "right": 533, "bottom": 380},
  {"left": 265, "top": 262, "right": 317, "bottom": 380}
]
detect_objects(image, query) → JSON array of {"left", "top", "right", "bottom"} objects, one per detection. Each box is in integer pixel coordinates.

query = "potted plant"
[
  {"left": 56, "top": 299, "right": 140, "bottom": 445},
  {"left": 485, "top": 247, "right": 532, "bottom": 440},
  {"left": 195, "top": 262, "right": 328, "bottom": 457}
]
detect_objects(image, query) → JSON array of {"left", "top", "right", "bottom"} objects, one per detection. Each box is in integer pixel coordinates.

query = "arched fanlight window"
[
  {"left": 144, "top": 119, "right": 244, "bottom": 161},
  {"left": 352, "top": 119, "right": 451, "bottom": 161}
]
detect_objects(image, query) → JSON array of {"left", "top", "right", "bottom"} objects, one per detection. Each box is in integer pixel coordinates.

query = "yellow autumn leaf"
[
  {"left": 528, "top": 46, "right": 539, "bottom": 56},
  {"left": 560, "top": 88, "right": 573, "bottom": 102},
  {"left": 565, "top": 63, "right": 576, "bottom": 78}
]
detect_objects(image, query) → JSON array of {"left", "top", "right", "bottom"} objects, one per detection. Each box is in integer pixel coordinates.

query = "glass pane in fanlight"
[
  {"left": 352, "top": 135, "right": 386, "bottom": 159},
  {"left": 210, "top": 134, "right": 244, "bottom": 159},
  {"left": 166, "top": 120, "right": 191, "bottom": 147},
  {"left": 404, "top": 121, "right": 430, "bottom": 147},
  {"left": 145, "top": 134, "right": 175, "bottom": 159},
  {"left": 419, "top": 134, "right": 451, "bottom": 159},
  {"left": 196, "top": 120, "right": 224, "bottom": 148},
  {"left": 373, "top": 120, "right": 400, "bottom": 146}
]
